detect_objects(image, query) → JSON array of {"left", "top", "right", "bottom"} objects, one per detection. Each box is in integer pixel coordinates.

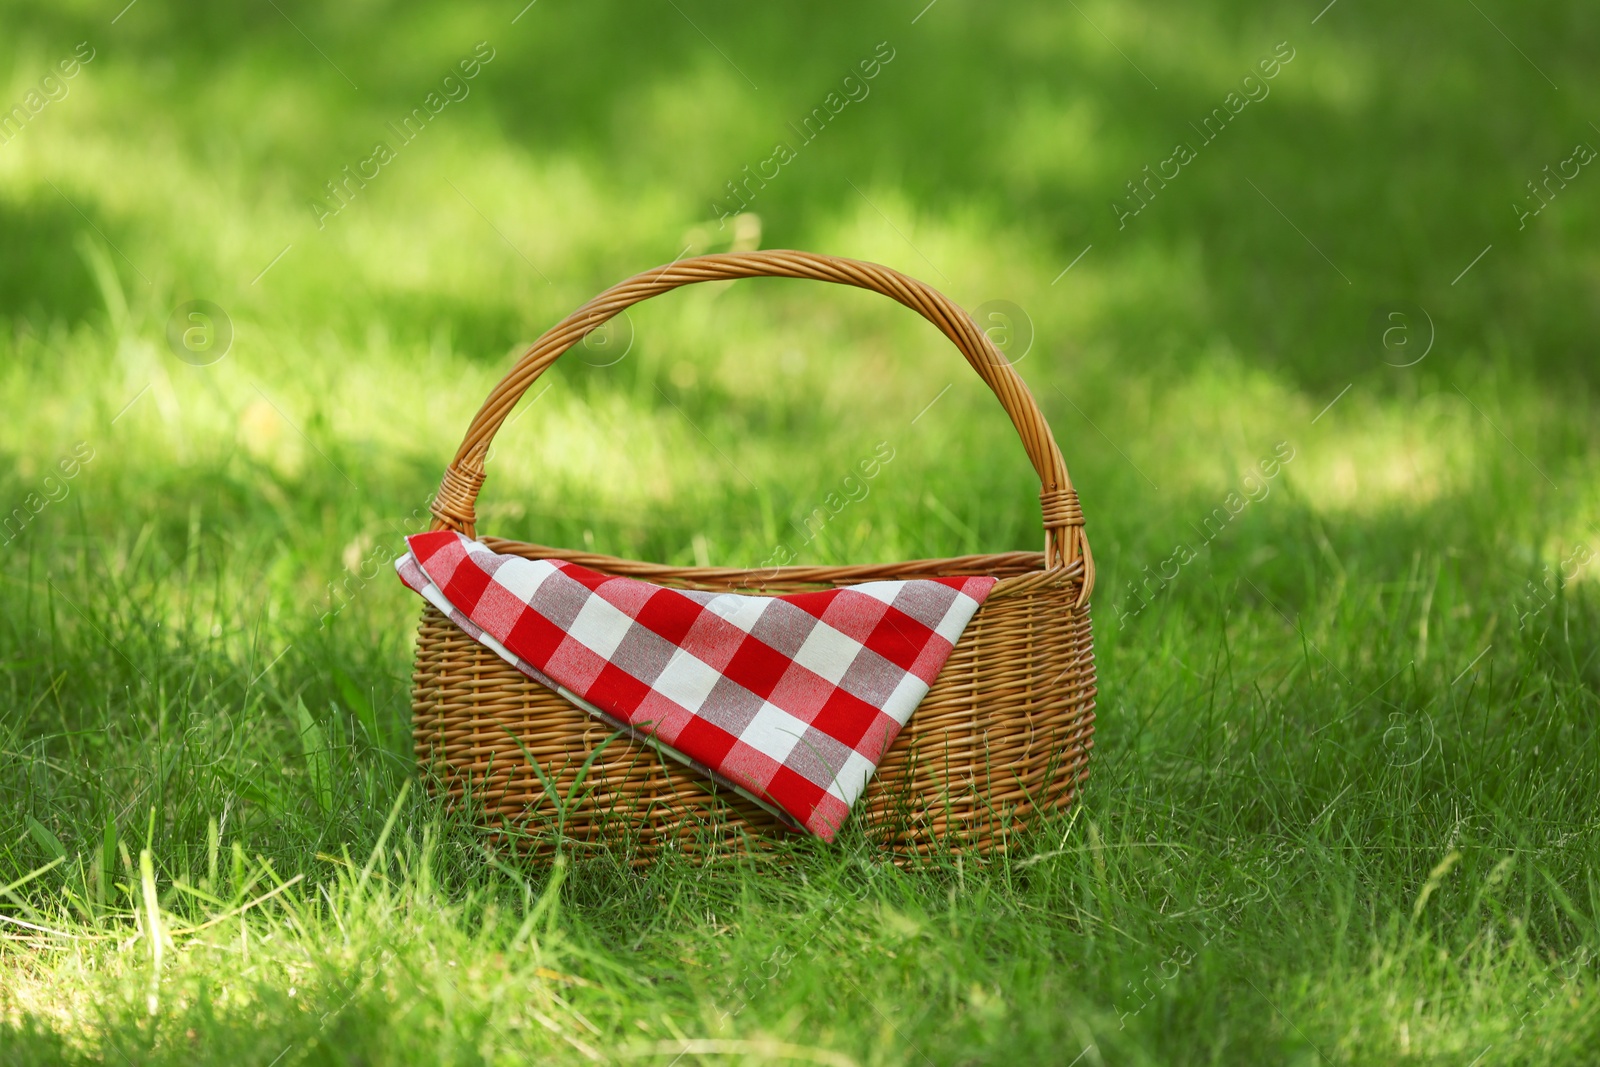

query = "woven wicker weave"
[{"left": 412, "top": 251, "right": 1096, "bottom": 857}]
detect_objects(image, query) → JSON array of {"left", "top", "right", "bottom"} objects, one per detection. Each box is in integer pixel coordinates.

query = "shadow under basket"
[{"left": 409, "top": 251, "right": 1098, "bottom": 860}]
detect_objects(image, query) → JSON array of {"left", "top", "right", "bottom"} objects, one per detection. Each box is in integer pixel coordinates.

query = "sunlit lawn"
[{"left": 2, "top": 1, "right": 1598, "bottom": 1063}]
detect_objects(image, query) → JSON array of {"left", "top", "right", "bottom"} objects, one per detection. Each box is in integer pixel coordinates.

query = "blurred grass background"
[{"left": 1, "top": 0, "right": 1597, "bottom": 1063}]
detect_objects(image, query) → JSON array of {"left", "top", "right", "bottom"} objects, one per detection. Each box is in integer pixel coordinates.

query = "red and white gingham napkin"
[{"left": 396, "top": 531, "right": 994, "bottom": 839}]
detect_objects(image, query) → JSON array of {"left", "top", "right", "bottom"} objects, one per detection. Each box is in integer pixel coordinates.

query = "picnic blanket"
[{"left": 396, "top": 531, "right": 994, "bottom": 839}]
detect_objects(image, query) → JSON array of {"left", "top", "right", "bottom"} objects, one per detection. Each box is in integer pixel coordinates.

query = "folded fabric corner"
[{"left": 396, "top": 530, "right": 995, "bottom": 840}]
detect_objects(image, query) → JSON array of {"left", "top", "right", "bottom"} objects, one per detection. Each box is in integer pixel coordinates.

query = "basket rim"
[{"left": 476, "top": 535, "right": 1083, "bottom": 596}]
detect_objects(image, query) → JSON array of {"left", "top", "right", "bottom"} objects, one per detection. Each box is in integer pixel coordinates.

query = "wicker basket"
[{"left": 412, "top": 251, "right": 1096, "bottom": 858}]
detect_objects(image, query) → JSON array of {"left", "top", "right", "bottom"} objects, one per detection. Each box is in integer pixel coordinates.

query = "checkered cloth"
[{"left": 396, "top": 531, "right": 995, "bottom": 839}]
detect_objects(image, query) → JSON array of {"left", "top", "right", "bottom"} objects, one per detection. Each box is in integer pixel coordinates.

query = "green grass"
[{"left": 2, "top": 0, "right": 1598, "bottom": 1062}]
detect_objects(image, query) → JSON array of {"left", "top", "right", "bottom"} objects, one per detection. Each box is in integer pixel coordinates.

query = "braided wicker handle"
[{"left": 429, "top": 250, "right": 1092, "bottom": 592}]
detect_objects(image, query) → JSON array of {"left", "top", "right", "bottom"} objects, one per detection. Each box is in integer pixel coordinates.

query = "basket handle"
[{"left": 429, "top": 250, "right": 1092, "bottom": 595}]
